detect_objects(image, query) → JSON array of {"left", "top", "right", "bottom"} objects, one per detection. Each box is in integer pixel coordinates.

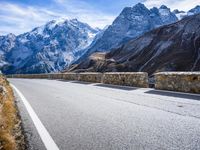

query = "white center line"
[{"left": 11, "top": 84, "right": 60, "bottom": 150}]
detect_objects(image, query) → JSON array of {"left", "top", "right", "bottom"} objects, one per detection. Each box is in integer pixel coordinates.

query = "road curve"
[{"left": 9, "top": 78, "right": 200, "bottom": 150}]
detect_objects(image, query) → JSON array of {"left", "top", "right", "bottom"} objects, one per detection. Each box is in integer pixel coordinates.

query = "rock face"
[
  {"left": 70, "top": 14, "right": 200, "bottom": 75},
  {"left": 188, "top": 5, "right": 200, "bottom": 16},
  {"left": 0, "top": 19, "right": 99, "bottom": 74},
  {"left": 0, "top": 34, "right": 16, "bottom": 68},
  {"left": 75, "top": 3, "right": 178, "bottom": 63},
  {"left": 155, "top": 72, "right": 200, "bottom": 94},
  {"left": 75, "top": 4, "right": 200, "bottom": 65}
]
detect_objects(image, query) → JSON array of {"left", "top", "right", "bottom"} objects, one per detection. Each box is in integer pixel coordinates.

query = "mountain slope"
[
  {"left": 0, "top": 19, "right": 99, "bottom": 74},
  {"left": 69, "top": 14, "right": 200, "bottom": 74},
  {"left": 74, "top": 3, "right": 178, "bottom": 64},
  {"left": 1, "top": 3, "right": 200, "bottom": 74}
]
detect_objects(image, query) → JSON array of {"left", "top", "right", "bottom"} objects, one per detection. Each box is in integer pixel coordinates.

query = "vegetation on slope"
[{"left": 0, "top": 75, "right": 25, "bottom": 150}]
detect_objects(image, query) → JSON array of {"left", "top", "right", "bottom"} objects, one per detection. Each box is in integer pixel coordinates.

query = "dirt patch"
[{"left": 0, "top": 75, "right": 26, "bottom": 150}]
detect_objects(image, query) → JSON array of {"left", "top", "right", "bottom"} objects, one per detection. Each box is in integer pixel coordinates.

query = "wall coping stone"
[{"left": 155, "top": 72, "right": 200, "bottom": 75}]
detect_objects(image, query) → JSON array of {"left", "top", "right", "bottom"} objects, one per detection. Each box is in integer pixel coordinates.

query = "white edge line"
[{"left": 11, "top": 84, "right": 59, "bottom": 150}]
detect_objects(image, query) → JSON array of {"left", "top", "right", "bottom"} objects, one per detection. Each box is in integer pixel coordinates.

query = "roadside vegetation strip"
[{"left": 0, "top": 75, "right": 25, "bottom": 150}]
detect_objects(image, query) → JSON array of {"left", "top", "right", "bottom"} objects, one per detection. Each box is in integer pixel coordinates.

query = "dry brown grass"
[{"left": 0, "top": 75, "right": 25, "bottom": 150}]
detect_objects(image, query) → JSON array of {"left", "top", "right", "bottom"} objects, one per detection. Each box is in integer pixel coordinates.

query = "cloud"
[
  {"left": 52, "top": 0, "right": 115, "bottom": 28},
  {"left": 0, "top": 1, "right": 115, "bottom": 35},
  {"left": 144, "top": 0, "right": 200, "bottom": 11},
  {"left": 4, "top": 0, "right": 198, "bottom": 36},
  {"left": 0, "top": 2, "right": 64, "bottom": 35}
]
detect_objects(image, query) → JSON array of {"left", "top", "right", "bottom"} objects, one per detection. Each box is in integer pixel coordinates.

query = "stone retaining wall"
[
  {"left": 31, "top": 74, "right": 49, "bottom": 79},
  {"left": 155, "top": 72, "right": 200, "bottom": 94},
  {"left": 63, "top": 73, "right": 79, "bottom": 81},
  {"left": 7, "top": 72, "right": 149, "bottom": 88},
  {"left": 103, "top": 72, "right": 149, "bottom": 88},
  {"left": 49, "top": 73, "right": 63, "bottom": 79},
  {"left": 6, "top": 72, "right": 200, "bottom": 93},
  {"left": 78, "top": 73, "right": 103, "bottom": 83}
]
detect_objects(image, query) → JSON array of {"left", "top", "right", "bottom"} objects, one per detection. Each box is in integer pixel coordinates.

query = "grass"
[{"left": 0, "top": 75, "right": 25, "bottom": 150}]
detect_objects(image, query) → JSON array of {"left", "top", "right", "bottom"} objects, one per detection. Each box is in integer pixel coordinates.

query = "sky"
[{"left": 0, "top": 0, "right": 199, "bottom": 35}]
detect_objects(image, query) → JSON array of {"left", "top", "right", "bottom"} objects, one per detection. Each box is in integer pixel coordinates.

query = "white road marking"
[{"left": 11, "top": 84, "right": 60, "bottom": 150}]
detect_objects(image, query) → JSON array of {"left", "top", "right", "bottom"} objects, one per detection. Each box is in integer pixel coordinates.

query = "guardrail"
[
  {"left": 103, "top": 72, "right": 149, "bottom": 88},
  {"left": 155, "top": 72, "right": 200, "bottom": 94},
  {"left": 7, "top": 72, "right": 149, "bottom": 88},
  {"left": 7, "top": 72, "right": 200, "bottom": 93}
]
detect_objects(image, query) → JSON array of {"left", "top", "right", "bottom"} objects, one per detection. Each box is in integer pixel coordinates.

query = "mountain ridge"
[
  {"left": 68, "top": 13, "right": 200, "bottom": 74},
  {"left": 1, "top": 3, "right": 200, "bottom": 74},
  {"left": 0, "top": 19, "right": 100, "bottom": 74},
  {"left": 74, "top": 3, "right": 178, "bottom": 65}
]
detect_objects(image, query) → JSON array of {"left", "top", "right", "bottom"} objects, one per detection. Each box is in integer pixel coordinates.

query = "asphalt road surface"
[{"left": 9, "top": 78, "right": 200, "bottom": 150}]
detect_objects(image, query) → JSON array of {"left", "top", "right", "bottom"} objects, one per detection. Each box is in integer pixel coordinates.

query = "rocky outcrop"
[
  {"left": 155, "top": 72, "right": 200, "bottom": 94},
  {"left": 75, "top": 3, "right": 178, "bottom": 64}
]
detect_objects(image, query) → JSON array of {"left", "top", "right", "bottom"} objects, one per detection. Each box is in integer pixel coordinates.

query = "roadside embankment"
[{"left": 0, "top": 75, "right": 25, "bottom": 150}]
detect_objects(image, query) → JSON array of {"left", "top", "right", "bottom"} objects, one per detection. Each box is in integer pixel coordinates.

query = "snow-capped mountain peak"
[
  {"left": 6, "top": 33, "right": 16, "bottom": 39},
  {"left": 132, "top": 3, "right": 149, "bottom": 12},
  {"left": 0, "top": 18, "right": 99, "bottom": 74},
  {"left": 75, "top": 3, "right": 178, "bottom": 64},
  {"left": 159, "top": 5, "right": 168, "bottom": 9},
  {"left": 188, "top": 5, "right": 200, "bottom": 16},
  {"left": 159, "top": 5, "right": 170, "bottom": 14},
  {"left": 1, "top": 3, "right": 200, "bottom": 74}
]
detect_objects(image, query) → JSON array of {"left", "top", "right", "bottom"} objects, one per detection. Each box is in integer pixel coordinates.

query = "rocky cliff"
[{"left": 69, "top": 14, "right": 200, "bottom": 75}]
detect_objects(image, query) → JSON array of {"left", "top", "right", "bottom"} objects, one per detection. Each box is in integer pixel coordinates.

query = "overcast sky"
[{"left": 0, "top": 0, "right": 199, "bottom": 35}]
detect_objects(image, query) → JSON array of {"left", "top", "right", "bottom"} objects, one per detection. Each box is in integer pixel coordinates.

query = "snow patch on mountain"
[
  {"left": 75, "top": 3, "right": 178, "bottom": 64},
  {"left": 1, "top": 3, "right": 200, "bottom": 74},
  {"left": 0, "top": 18, "right": 100, "bottom": 74}
]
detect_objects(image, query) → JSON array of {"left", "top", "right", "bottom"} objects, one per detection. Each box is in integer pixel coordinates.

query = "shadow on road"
[
  {"left": 69, "top": 81, "right": 93, "bottom": 85},
  {"left": 56, "top": 80, "right": 92, "bottom": 85},
  {"left": 145, "top": 90, "right": 200, "bottom": 101},
  {"left": 56, "top": 79, "right": 71, "bottom": 82},
  {"left": 94, "top": 84, "right": 138, "bottom": 91}
]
